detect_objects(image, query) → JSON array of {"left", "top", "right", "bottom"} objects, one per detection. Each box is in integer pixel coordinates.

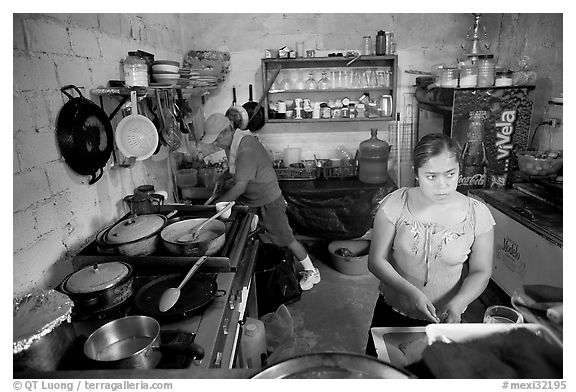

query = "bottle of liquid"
[
  {"left": 317, "top": 71, "right": 330, "bottom": 90},
  {"left": 123, "top": 53, "right": 148, "bottom": 87},
  {"left": 358, "top": 128, "right": 391, "bottom": 184},
  {"left": 239, "top": 317, "right": 267, "bottom": 368},
  {"left": 375, "top": 30, "right": 386, "bottom": 55},
  {"left": 304, "top": 72, "right": 317, "bottom": 90},
  {"left": 459, "top": 111, "right": 488, "bottom": 189}
]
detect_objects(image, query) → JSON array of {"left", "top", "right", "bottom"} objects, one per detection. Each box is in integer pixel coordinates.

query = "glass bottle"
[
  {"left": 317, "top": 71, "right": 330, "bottom": 90},
  {"left": 351, "top": 71, "right": 362, "bottom": 89},
  {"left": 305, "top": 72, "right": 317, "bottom": 90},
  {"left": 459, "top": 111, "right": 488, "bottom": 189}
]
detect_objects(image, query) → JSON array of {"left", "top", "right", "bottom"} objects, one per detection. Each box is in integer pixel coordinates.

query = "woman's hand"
[
  {"left": 406, "top": 289, "right": 440, "bottom": 323},
  {"left": 437, "top": 300, "right": 466, "bottom": 323}
]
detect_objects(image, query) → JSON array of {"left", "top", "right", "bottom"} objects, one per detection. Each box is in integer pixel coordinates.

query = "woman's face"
[{"left": 416, "top": 151, "right": 459, "bottom": 203}]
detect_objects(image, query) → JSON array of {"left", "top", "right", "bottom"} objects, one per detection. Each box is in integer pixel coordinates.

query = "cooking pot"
[
  {"left": 123, "top": 193, "right": 165, "bottom": 215},
  {"left": 83, "top": 315, "right": 204, "bottom": 369},
  {"left": 161, "top": 218, "right": 226, "bottom": 256},
  {"left": 59, "top": 262, "right": 133, "bottom": 315},
  {"left": 104, "top": 214, "right": 167, "bottom": 256},
  {"left": 251, "top": 352, "right": 412, "bottom": 379},
  {"left": 56, "top": 85, "right": 114, "bottom": 184},
  {"left": 14, "top": 290, "right": 76, "bottom": 372}
]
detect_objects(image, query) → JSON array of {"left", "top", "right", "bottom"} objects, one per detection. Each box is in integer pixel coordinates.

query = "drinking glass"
[{"left": 483, "top": 305, "right": 524, "bottom": 324}]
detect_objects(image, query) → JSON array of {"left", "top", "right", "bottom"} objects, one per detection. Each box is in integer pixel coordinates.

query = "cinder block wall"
[
  {"left": 13, "top": 13, "right": 185, "bottom": 295},
  {"left": 13, "top": 13, "right": 562, "bottom": 295}
]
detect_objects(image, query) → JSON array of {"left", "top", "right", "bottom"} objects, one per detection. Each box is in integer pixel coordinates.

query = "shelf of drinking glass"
[
  {"left": 269, "top": 88, "right": 393, "bottom": 94},
  {"left": 268, "top": 116, "right": 395, "bottom": 123}
]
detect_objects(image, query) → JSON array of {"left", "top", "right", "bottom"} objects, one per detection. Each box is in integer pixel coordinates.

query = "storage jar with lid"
[
  {"left": 362, "top": 36, "right": 373, "bottom": 56},
  {"left": 495, "top": 70, "right": 513, "bottom": 86},
  {"left": 123, "top": 53, "right": 149, "bottom": 87},
  {"left": 477, "top": 54, "right": 495, "bottom": 87},
  {"left": 459, "top": 64, "right": 478, "bottom": 88},
  {"left": 358, "top": 128, "right": 391, "bottom": 184}
]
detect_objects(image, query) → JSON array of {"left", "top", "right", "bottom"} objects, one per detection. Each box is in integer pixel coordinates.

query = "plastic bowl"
[
  {"left": 517, "top": 150, "right": 563, "bottom": 176},
  {"left": 152, "top": 73, "right": 180, "bottom": 85},
  {"left": 328, "top": 240, "right": 370, "bottom": 275}
]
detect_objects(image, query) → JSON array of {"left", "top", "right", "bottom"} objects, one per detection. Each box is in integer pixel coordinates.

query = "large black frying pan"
[
  {"left": 243, "top": 84, "right": 264, "bottom": 132},
  {"left": 56, "top": 85, "right": 114, "bottom": 184},
  {"left": 134, "top": 274, "right": 223, "bottom": 320}
]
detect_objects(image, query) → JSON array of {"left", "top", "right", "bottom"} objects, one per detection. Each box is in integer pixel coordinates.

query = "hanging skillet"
[
  {"left": 243, "top": 84, "right": 264, "bottom": 132},
  {"left": 56, "top": 85, "right": 114, "bottom": 185}
]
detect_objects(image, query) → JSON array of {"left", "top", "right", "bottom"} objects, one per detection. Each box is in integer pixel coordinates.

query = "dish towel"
[{"left": 228, "top": 129, "right": 253, "bottom": 174}]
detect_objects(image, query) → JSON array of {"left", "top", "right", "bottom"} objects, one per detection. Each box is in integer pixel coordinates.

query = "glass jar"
[
  {"left": 348, "top": 103, "right": 356, "bottom": 118},
  {"left": 477, "top": 54, "right": 495, "bottom": 87},
  {"left": 356, "top": 103, "right": 366, "bottom": 118},
  {"left": 123, "top": 54, "right": 148, "bottom": 87},
  {"left": 317, "top": 71, "right": 330, "bottom": 90},
  {"left": 362, "top": 36, "right": 373, "bottom": 56},
  {"left": 459, "top": 64, "right": 478, "bottom": 88},
  {"left": 440, "top": 67, "right": 459, "bottom": 88},
  {"left": 495, "top": 70, "right": 513, "bottom": 87},
  {"left": 305, "top": 72, "right": 317, "bottom": 90},
  {"left": 367, "top": 102, "right": 379, "bottom": 118}
]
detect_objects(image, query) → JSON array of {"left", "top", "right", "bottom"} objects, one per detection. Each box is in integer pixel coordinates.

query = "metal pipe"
[{"left": 396, "top": 112, "right": 401, "bottom": 187}]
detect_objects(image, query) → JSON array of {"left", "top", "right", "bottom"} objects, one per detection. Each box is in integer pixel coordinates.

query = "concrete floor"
[{"left": 285, "top": 240, "right": 380, "bottom": 355}]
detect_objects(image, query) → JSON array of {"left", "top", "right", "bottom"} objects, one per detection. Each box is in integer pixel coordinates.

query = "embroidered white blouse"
[{"left": 377, "top": 187, "right": 495, "bottom": 320}]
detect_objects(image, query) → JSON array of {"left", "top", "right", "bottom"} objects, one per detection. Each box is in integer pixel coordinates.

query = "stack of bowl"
[{"left": 151, "top": 60, "right": 180, "bottom": 86}]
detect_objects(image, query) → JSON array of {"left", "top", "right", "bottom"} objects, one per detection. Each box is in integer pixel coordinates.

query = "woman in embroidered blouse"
[{"left": 365, "top": 133, "right": 495, "bottom": 357}]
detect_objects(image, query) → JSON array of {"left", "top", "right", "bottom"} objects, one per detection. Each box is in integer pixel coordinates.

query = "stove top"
[{"left": 68, "top": 272, "right": 235, "bottom": 371}]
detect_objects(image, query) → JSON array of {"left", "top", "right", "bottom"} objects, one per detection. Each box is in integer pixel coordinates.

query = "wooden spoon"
[
  {"left": 158, "top": 255, "right": 209, "bottom": 312},
  {"left": 177, "top": 201, "right": 235, "bottom": 243}
]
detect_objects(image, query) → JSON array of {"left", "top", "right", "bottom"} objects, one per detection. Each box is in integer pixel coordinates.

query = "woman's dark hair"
[{"left": 413, "top": 133, "right": 462, "bottom": 175}]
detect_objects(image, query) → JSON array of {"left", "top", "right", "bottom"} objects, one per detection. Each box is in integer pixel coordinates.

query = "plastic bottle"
[
  {"left": 358, "top": 128, "right": 391, "bottom": 184},
  {"left": 123, "top": 53, "right": 148, "bottom": 87},
  {"left": 239, "top": 317, "right": 267, "bottom": 368},
  {"left": 375, "top": 30, "right": 386, "bottom": 55}
]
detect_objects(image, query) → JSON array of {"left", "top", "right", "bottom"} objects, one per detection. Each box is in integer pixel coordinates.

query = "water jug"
[
  {"left": 358, "top": 128, "right": 391, "bottom": 184},
  {"left": 239, "top": 317, "right": 267, "bottom": 368}
]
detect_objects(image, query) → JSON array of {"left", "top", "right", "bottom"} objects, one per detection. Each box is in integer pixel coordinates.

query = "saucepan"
[{"left": 83, "top": 315, "right": 204, "bottom": 369}]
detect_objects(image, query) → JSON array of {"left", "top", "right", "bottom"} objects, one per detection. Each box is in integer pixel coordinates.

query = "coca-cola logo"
[{"left": 458, "top": 173, "right": 486, "bottom": 186}]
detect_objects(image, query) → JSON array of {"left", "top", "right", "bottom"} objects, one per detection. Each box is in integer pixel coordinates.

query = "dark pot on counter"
[
  {"left": 83, "top": 315, "right": 204, "bottom": 369},
  {"left": 160, "top": 218, "right": 226, "bottom": 256},
  {"left": 59, "top": 261, "right": 134, "bottom": 316},
  {"left": 14, "top": 290, "right": 76, "bottom": 372},
  {"left": 104, "top": 214, "right": 167, "bottom": 256}
]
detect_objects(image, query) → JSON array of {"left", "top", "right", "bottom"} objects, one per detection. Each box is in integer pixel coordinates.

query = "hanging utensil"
[
  {"left": 177, "top": 201, "right": 235, "bottom": 242},
  {"left": 56, "top": 85, "right": 114, "bottom": 184},
  {"left": 246, "top": 66, "right": 281, "bottom": 131},
  {"left": 158, "top": 256, "right": 209, "bottom": 312},
  {"left": 225, "top": 87, "right": 249, "bottom": 130}
]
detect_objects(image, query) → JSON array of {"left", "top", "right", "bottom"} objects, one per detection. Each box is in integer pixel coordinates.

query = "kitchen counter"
[{"left": 279, "top": 177, "right": 397, "bottom": 239}]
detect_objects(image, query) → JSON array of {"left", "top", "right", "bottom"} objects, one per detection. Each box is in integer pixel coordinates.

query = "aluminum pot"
[
  {"left": 83, "top": 315, "right": 204, "bottom": 369},
  {"left": 14, "top": 290, "right": 76, "bottom": 372},
  {"left": 104, "top": 214, "right": 167, "bottom": 256},
  {"left": 59, "top": 262, "right": 133, "bottom": 315},
  {"left": 161, "top": 218, "right": 226, "bottom": 256}
]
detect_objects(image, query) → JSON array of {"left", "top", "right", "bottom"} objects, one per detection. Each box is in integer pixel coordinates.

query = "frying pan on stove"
[
  {"left": 56, "top": 85, "right": 114, "bottom": 185},
  {"left": 134, "top": 273, "right": 225, "bottom": 320}
]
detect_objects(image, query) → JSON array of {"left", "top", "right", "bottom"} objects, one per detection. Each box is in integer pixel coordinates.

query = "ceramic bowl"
[
  {"left": 152, "top": 73, "right": 180, "bottom": 85},
  {"left": 152, "top": 64, "right": 179, "bottom": 74}
]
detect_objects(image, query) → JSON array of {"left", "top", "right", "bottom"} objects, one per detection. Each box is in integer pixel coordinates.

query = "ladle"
[
  {"left": 177, "top": 201, "right": 235, "bottom": 243},
  {"left": 158, "top": 255, "right": 209, "bottom": 312}
]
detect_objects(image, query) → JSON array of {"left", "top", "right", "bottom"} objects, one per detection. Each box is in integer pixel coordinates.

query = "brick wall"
[{"left": 12, "top": 13, "right": 562, "bottom": 296}]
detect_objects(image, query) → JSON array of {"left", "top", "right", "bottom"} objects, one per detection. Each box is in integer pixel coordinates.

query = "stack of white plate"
[{"left": 151, "top": 60, "right": 180, "bottom": 86}]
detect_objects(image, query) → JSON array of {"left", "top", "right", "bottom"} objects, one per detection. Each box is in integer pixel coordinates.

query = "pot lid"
[
  {"left": 13, "top": 289, "right": 73, "bottom": 354},
  {"left": 65, "top": 262, "right": 131, "bottom": 294},
  {"left": 106, "top": 214, "right": 165, "bottom": 244}
]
